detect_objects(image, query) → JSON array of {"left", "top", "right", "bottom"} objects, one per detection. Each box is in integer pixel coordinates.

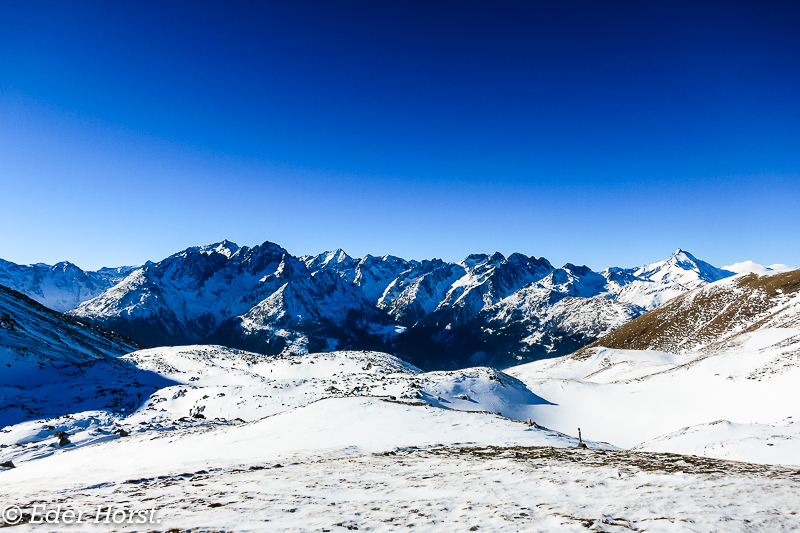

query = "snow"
[
  {"left": 508, "top": 323, "right": 800, "bottom": 466},
  {"left": 1, "top": 346, "right": 589, "bottom": 468},
  {"left": 634, "top": 418, "right": 800, "bottom": 465},
  {"left": 722, "top": 260, "right": 796, "bottom": 275},
  {"left": 0, "top": 258, "right": 134, "bottom": 312},
  {"left": 2, "top": 408, "right": 799, "bottom": 531},
  {"left": 0, "top": 397, "right": 592, "bottom": 492},
  {"left": 512, "top": 346, "right": 687, "bottom": 382},
  {"left": 4, "top": 248, "right": 800, "bottom": 530},
  {"left": 3, "top": 342, "right": 800, "bottom": 531}
]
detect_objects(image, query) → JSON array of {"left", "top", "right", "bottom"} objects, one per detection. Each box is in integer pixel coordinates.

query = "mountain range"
[
  {"left": 0, "top": 258, "right": 135, "bottom": 312},
  {"left": 1, "top": 241, "right": 741, "bottom": 369}
]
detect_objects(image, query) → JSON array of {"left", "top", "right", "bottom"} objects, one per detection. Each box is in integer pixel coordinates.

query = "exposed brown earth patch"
[{"left": 408, "top": 445, "right": 800, "bottom": 479}]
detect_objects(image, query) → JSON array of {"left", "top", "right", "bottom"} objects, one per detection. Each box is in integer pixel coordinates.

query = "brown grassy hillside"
[{"left": 572, "top": 269, "right": 800, "bottom": 357}]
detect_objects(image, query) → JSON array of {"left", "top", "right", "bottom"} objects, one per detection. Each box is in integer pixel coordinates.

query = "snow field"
[
  {"left": 3, "top": 345, "right": 800, "bottom": 531},
  {"left": 509, "top": 327, "right": 800, "bottom": 465},
  {"left": 4, "top": 446, "right": 799, "bottom": 532}
]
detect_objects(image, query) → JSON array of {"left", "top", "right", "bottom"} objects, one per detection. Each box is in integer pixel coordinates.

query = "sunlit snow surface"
[
  {"left": 2, "top": 346, "right": 800, "bottom": 531},
  {"left": 0, "top": 347, "right": 587, "bottom": 467},
  {"left": 722, "top": 260, "right": 795, "bottom": 275},
  {"left": 508, "top": 274, "right": 800, "bottom": 467}
]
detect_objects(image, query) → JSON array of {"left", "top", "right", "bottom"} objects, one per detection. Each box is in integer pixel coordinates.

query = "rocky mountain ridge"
[
  {"left": 2, "top": 242, "right": 741, "bottom": 369},
  {"left": 0, "top": 258, "right": 136, "bottom": 312}
]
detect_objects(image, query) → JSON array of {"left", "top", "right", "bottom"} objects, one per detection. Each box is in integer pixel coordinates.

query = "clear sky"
[{"left": 1, "top": 1, "right": 798, "bottom": 271}]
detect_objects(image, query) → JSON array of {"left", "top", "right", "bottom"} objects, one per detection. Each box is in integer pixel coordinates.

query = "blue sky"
[{"left": 1, "top": 1, "right": 798, "bottom": 271}]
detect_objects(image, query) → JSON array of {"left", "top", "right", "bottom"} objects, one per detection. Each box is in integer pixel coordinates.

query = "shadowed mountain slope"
[{"left": 0, "top": 283, "right": 173, "bottom": 427}]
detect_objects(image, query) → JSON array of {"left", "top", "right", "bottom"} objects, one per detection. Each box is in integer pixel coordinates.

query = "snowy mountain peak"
[
  {"left": 199, "top": 240, "right": 240, "bottom": 257},
  {"left": 51, "top": 261, "right": 81, "bottom": 273},
  {"left": 305, "top": 249, "right": 356, "bottom": 271},
  {"left": 560, "top": 263, "right": 595, "bottom": 277},
  {"left": 667, "top": 249, "right": 703, "bottom": 270},
  {"left": 328, "top": 249, "right": 351, "bottom": 263},
  {"left": 460, "top": 253, "right": 490, "bottom": 268},
  {"left": 656, "top": 249, "right": 733, "bottom": 282},
  {"left": 671, "top": 247, "right": 688, "bottom": 257},
  {"left": 542, "top": 264, "right": 608, "bottom": 297},
  {"left": 179, "top": 239, "right": 242, "bottom": 259},
  {"left": 598, "top": 250, "right": 735, "bottom": 311},
  {"left": 507, "top": 252, "right": 531, "bottom": 264},
  {"left": 488, "top": 251, "right": 506, "bottom": 263}
]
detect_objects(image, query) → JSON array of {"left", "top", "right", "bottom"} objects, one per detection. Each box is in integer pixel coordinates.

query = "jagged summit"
[
  {"left": 198, "top": 239, "right": 241, "bottom": 257},
  {"left": 303, "top": 249, "right": 359, "bottom": 281},
  {"left": 600, "top": 249, "right": 734, "bottom": 310}
]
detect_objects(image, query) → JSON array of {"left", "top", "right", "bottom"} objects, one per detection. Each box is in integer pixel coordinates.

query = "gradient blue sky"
[{"left": 1, "top": 1, "right": 798, "bottom": 271}]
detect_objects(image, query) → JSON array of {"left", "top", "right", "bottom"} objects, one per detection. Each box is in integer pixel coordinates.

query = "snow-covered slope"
[
  {"left": 507, "top": 268, "right": 800, "bottom": 466},
  {"left": 122, "top": 347, "right": 555, "bottom": 424},
  {"left": 0, "top": 345, "right": 596, "bottom": 490},
  {"left": 0, "top": 258, "right": 134, "bottom": 312},
  {"left": 4, "top": 434, "right": 798, "bottom": 532},
  {"left": 0, "top": 346, "right": 570, "bottom": 464},
  {"left": 634, "top": 419, "right": 800, "bottom": 466},
  {"left": 0, "top": 283, "right": 163, "bottom": 427},
  {"left": 0, "top": 283, "right": 141, "bottom": 368}
]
